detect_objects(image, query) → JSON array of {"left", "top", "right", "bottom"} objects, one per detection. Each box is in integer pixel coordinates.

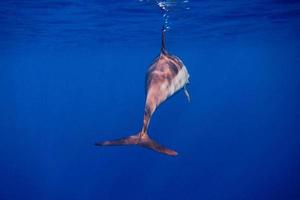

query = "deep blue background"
[{"left": 1, "top": 0, "right": 300, "bottom": 199}]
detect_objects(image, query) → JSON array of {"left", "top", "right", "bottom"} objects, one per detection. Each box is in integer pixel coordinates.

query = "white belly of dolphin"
[{"left": 161, "top": 65, "right": 190, "bottom": 98}]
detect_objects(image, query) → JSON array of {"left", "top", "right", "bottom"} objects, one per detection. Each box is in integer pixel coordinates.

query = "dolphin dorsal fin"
[{"left": 161, "top": 26, "right": 168, "bottom": 55}]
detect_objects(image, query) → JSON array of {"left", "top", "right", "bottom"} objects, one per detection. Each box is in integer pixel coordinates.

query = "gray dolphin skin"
[{"left": 95, "top": 28, "right": 190, "bottom": 156}]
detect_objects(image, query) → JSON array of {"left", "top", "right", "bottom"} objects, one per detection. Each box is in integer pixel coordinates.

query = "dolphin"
[{"left": 95, "top": 28, "right": 190, "bottom": 156}]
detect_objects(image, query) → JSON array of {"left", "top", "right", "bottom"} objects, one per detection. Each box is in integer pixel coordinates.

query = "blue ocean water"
[{"left": 1, "top": 0, "right": 300, "bottom": 199}]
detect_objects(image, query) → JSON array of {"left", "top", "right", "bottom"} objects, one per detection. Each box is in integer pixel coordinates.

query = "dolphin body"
[{"left": 95, "top": 29, "right": 190, "bottom": 156}]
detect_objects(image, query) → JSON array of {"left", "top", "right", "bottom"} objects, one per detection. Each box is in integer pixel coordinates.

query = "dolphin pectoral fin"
[
  {"left": 138, "top": 134, "right": 178, "bottom": 156},
  {"left": 95, "top": 133, "right": 178, "bottom": 156},
  {"left": 184, "top": 86, "right": 191, "bottom": 102}
]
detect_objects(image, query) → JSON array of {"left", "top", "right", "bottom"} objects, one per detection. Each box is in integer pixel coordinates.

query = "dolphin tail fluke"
[
  {"left": 139, "top": 133, "right": 178, "bottom": 156},
  {"left": 95, "top": 133, "right": 178, "bottom": 156}
]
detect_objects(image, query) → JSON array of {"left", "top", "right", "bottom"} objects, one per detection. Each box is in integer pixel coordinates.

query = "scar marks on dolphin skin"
[
  {"left": 146, "top": 55, "right": 184, "bottom": 89},
  {"left": 144, "top": 104, "right": 152, "bottom": 117},
  {"left": 142, "top": 102, "right": 156, "bottom": 133},
  {"left": 168, "top": 60, "right": 179, "bottom": 75}
]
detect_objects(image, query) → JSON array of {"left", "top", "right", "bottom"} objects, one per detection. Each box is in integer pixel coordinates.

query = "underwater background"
[{"left": 1, "top": 0, "right": 300, "bottom": 199}]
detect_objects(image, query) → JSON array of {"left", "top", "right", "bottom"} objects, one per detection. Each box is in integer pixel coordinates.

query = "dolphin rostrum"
[{"left": 95, "top": 28, "right": 190, "bottom": 156}]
